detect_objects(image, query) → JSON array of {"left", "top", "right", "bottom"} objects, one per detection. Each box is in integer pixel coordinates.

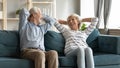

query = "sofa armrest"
[{"left": 98, "top": 35, "right": 120, "bottom": 54}]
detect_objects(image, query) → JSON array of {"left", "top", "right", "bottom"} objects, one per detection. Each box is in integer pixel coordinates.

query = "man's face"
[
  {"left": 31, "top": 8, "right": 42, "bottom": 24},
  {"left": 36, "top": 9, "right": 42, "bottom": 23},
  {"left": 37, "top": 9, "right": 42, "bottom": 19}
]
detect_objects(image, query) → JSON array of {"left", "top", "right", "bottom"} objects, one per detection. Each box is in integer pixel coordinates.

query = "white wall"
[
  {"left": 6, "top": 0, "right": 80, "bottom": 19},
  {"left": 80, "top": 0, "right": 94, "bottom": 18},
  {"left": 0, "top": 0, "right": 80, "bottom": 30},
  {"left": 56, "top": 0, "right": 80, "bottom": 19},
  {"left": 7, "top": 0, "right": 27, "bottom": 18}
]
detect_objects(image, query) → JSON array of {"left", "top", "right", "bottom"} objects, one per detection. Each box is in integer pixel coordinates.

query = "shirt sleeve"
[
  {"left": 19, "top": 8, "right": 29, "bottom": 30},
  {"left": 54, "top": 22, "right": 68, "bottom": 33},
  {"left": 38, "top": 15, "right": 56, "bottom": 34},
  {"left": 84, "top": 18, "right": 98, "bottom": 36}
]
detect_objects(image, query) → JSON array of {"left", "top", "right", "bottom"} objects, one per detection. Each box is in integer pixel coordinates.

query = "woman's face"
[{"left": 67, "top": 16, "right": 80, "bottom": 30}]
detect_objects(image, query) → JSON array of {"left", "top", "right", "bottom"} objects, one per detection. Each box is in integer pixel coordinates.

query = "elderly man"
[{"left": 19, "top": 7, "right": 58, "bottom": 68}]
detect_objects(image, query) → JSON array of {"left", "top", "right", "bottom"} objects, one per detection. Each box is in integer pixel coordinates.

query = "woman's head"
[{"left": 67, "top": 14, "right": 81, "bottom": 30}]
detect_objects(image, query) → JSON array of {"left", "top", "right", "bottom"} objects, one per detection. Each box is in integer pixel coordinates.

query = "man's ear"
[{"left": 28, "top": 14, "right": 33, "bottom": 21}]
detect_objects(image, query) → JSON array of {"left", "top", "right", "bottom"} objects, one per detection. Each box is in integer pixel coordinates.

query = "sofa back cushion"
[
  {"left": 0, "top": 29, "right": 99, "bottom": 57},
  {"left": 86, "top": 29, "right": 100, "bottom": 52},
  {"left": 44, "top": 31, "right": 65, "bottom": 56},
  {"left": 0, "top": 30, "right": 20, "bottom": 57},
  {"left": 45, "top": 29, "right": 100, "bottom": 55}
]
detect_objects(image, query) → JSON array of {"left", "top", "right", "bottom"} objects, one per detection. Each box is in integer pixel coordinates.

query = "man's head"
[
  {"left": 67, "top": 14, "right": 82, "bottom": 30},
  {"left": 28, "top": 7, "right": 42, "bottom": 25}
]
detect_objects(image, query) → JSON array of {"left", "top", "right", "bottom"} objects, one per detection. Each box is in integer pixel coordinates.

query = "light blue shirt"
[{"left": 19, "top": 8, "right": 56, "bottom": 51}]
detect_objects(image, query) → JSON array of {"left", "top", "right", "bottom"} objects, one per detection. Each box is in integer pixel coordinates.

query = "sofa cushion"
[
  {"left": 98, "top": 35, "right": 120, "bottom": 54},
  {"left": 59, "top": 56, "right": 77, "bottom": 67},
  {"left": 86, "top": 29, "right": 100, "bottom": 52},
  {"left": 94, "top": 53, "right": 120, "bottom": 66},
  {"left": 44, "top": 29, "right": 99, "bottom": 55},
  {"left": 0, "top": 57, "right": 34, "bottom": 68},
  {"left": 44, "top": 31, "right": 65, "bottom": 56},
  {"left": 0, "top": 31, "right": 20, "bottom": 57},
  {"left": 58, "top": 53, "right": 120, "bottom": 67}
]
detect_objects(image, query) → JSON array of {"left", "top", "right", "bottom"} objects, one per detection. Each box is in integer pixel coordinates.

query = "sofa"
[{"left": 0, "top": 29, "right": 120, "bottom": 68}]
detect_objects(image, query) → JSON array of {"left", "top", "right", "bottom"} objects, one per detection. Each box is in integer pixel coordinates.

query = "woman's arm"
[
  {"left": 84, "top": 18, "right": 98, "bottom": 36},
  {"left": 58, "top": 19, "right": 67, "bottom": 25},
  {"left": 82, "top": 18, "right": 94, "bottom": 22},
  {"left": 54, "top": 21, "right": 68, "bottom": 33}
]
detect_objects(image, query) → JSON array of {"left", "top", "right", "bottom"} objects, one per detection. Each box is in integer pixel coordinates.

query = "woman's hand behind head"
[{"left": 58, "top": 19, "right": 67, "bottom": 25}]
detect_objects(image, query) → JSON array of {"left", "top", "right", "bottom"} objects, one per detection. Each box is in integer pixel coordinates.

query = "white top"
[{"left": 54, "top": 18, "right": 98, "bottom": 54}]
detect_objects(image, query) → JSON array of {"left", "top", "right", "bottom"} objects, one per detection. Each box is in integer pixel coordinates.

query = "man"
[{"left": 19, "top": 7, "right": 58, "bottom": 68}]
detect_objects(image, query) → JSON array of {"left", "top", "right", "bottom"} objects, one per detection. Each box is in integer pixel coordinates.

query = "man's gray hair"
[{"left": 29, "top": 7, "right": 40, "bottom": 14}]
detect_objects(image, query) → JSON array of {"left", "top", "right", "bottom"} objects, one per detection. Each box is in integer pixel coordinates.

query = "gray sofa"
[{"left": 0, "top": 29, "right": 120, "bottom": 68}]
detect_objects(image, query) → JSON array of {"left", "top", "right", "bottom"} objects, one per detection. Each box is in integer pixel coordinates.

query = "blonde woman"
[{"left": 54, "top": 14, "right": 98, "bottom": 68}]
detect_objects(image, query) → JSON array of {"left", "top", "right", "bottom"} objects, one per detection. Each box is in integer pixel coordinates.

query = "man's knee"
[
  {"left": 35, "top": 51, "right": 45, "bottom": 59},
  {"left": 48, "top": 50, "right": 58, "bottom": 58},
  {"left": 50, "top": 50, "right": 58, "bottom": 55}
]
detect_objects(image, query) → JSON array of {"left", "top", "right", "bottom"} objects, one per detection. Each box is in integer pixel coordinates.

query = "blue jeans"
[{"left": 66, "top": 46, "right": 94, "bottom": 68}]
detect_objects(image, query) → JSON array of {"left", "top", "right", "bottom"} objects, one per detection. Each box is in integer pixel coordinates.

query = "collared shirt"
[
  {"left": 54, "top": 18, "right": 98, "bottom": 54},
  {"left": 19, "top": 8, "right": 56, "bottom": 51}
]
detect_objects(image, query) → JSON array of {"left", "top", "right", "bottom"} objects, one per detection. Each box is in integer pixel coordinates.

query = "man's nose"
[{"left": 70, "top": 20, "right": 72, "bottom": 22}]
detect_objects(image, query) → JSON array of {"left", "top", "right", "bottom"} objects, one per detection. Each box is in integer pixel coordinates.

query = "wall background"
[
  {"left": 56, "top": 0, "right": 80, "bottom": 19},
  {"left": 0, "top": 0, "right": 120, "bottom": 35},
  {"left": 0, "top": 0, "right": 80, "bottom": 30}
]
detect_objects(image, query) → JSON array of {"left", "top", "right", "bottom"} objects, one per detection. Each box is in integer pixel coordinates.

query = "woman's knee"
[
  {"left": 85, "top": 47, "right": 93, "bottom": 54},
  {"left": 78, "top": 47, "right": 84, "bottom": 53}
]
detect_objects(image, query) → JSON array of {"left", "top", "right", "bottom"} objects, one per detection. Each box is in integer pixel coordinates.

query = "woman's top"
[{"left": 54, "top": 18, "right": 98, "bottom": 54}]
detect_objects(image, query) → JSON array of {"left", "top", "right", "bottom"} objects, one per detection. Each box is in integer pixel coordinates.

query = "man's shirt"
[{"left": 19, "top": 8, "right": 56, "bottom": 51}]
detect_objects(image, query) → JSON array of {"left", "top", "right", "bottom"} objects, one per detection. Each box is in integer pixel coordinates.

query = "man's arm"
[
  {"left": 39, "top": 15, "right": 56, "bottom": 34},
  {"left": 19, "top": 8, "right": 29, "bottom": 30}
]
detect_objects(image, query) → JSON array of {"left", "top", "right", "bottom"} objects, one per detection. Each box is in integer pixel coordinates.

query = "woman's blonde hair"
[{"left": 67, "top": 14, "right": 82, "bottom": 29}]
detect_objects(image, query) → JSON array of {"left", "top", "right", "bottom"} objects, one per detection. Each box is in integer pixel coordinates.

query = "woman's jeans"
[{"left": 66, "top": 46, "right": 94, "bottom": 68}]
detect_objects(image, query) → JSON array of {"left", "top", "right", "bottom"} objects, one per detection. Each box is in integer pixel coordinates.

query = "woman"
[{"left": 54, "top": 14, "right": 98, "bottom": 68}]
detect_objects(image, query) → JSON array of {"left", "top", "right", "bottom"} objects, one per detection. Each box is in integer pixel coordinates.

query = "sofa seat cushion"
[
  {"left": 94, "top": 53, "right": 120, "bottom": 66},
  {"left": 59, "top": 56, "right": 77, "bottom": 67},
  {"left": 0, "top": 57, "right": 34, "bottom": 68}
]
